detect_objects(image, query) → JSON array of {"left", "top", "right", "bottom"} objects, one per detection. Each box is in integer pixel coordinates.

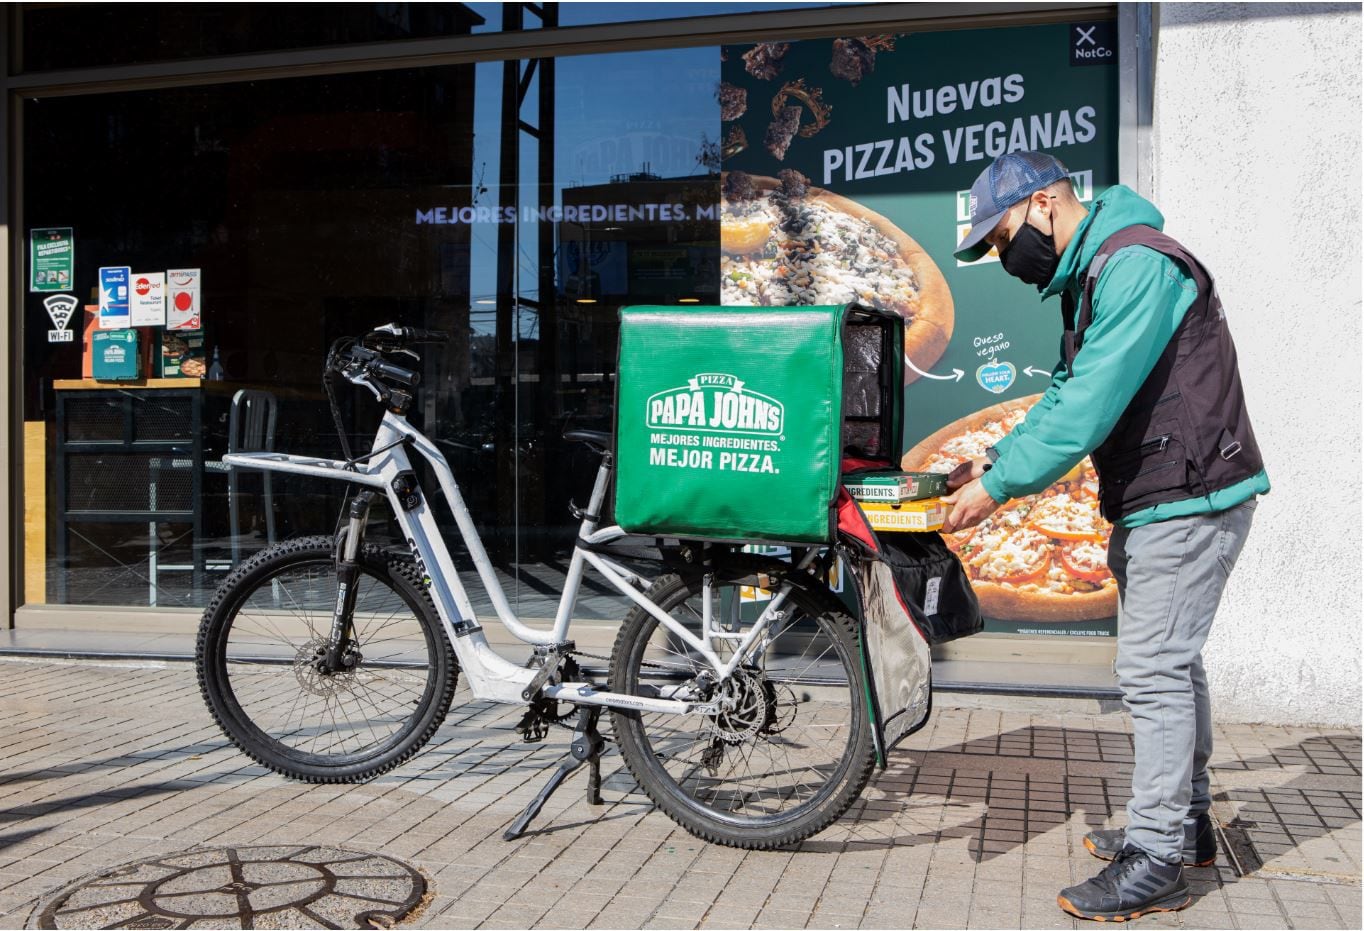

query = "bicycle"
[{"left": 196, "top": 323, "right": 880, "bottom": 849}]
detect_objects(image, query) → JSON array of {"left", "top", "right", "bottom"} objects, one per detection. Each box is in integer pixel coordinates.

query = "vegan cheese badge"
[{"left": 645, "top": 372, "right": 784, "bottom": 474}]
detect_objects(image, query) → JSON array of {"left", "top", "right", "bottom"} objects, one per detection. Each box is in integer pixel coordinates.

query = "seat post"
[{"left": 581, "top": 451, "right": 614, "bottom": 532}]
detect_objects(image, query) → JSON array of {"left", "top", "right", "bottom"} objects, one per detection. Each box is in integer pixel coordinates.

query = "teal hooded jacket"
[{"left": 979, "top": 185, "right": 1270, "bottom": 528}]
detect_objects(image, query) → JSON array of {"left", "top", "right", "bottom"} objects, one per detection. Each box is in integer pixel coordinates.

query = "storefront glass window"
[
  {"left": 20, "top": 46, "right": 719, "bottom": 617},
  {"left": 18, "top": 12, "right": 1124, "bottom": 668}
]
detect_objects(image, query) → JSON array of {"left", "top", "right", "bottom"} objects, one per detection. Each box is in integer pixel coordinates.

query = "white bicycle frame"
[{"left": 224, "top": 409, "right": 817, "bottom": 717}]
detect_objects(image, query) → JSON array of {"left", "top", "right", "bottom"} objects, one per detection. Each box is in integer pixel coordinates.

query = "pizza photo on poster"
[{"left": 719, "top": 24, "right": 1120, "bottom": 635}]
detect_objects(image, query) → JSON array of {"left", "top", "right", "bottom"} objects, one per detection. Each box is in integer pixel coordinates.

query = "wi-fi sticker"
[{"left": 43, "top": 294, "right": 78, "bottom": 330}]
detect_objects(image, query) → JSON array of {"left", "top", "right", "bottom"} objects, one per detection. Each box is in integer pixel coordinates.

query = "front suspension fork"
[{"left": 326, "top": 490, "right": 374, "bottom": 672}]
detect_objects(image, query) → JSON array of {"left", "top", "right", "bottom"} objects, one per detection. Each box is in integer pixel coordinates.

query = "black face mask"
[{"left": 1000, "top": 208, "right": 1059, "bottom": 291}]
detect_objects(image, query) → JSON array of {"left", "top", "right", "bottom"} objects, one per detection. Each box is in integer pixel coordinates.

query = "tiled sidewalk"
[{"left": 0, "top": 657, "right": 1357, "bottom": 929}]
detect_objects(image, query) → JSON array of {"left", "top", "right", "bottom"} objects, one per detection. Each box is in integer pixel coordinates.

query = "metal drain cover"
[{"left": 30, "top": 845, "right": 427, "bottom": 930}]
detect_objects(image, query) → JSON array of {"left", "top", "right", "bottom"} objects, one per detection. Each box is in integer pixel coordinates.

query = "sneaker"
[
  {"left": 1083, "top": 812, "right": 1218, "bottom": 867},
  {"left": 1058, "top": 846, "right": 1191, "bottom": 922}
]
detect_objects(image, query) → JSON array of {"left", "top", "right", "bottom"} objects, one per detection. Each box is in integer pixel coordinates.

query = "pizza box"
[
  {"left": 91, "top": 328, "right": 141, "bottom": 380},
  {"left": 859, "top": 497, "right": 946, "bottom": 533},
  {"left": 844, "top": 470, "right": 948, "bottom": 503}
]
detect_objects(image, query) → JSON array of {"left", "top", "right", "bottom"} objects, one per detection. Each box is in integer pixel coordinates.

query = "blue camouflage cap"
[{"left": 954, "top": 151, "right": 1070, "bottom": 263}]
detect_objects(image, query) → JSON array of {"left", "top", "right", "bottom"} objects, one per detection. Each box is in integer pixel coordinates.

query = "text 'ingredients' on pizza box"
[
  {"left": 843, "top": 471, "right": 949, "bottom": 503},
  {"left": 858, "top": 498, "right": 947, "bottom": 533}
]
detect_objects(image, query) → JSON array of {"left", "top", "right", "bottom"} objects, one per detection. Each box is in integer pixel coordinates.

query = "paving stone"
[{"left": 1, "top": 659, "right": 1360, "bottom": 931}]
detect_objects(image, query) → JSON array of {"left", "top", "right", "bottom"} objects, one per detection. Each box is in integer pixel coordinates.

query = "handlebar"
[
  {"left": 369, "top": 357, "right": 420, "bottom": 387},
  {"left": 324, "top": 322, "right": 449, "bottom": 420},
  {"left": 365, "top": 323, "right": 449, "bottom": 352},
  {"left": 331, "top": 345, "right": 420, "bottom": 387}
]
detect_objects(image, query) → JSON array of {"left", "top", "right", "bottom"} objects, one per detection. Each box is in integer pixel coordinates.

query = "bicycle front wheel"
[
  {"left": 609, "top": 560, "right": 875, "bottom": 848},
  {"left": 196, "top": 535, "right": 458, "bottom": 782}
]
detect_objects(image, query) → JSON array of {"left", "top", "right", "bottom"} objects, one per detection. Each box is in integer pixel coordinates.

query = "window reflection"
[
  {"left": 22, "top": 45, "right": 719, "bottom": 619},
  {"left": 17, "top": 2, "right": 852, "bottom": 74}
]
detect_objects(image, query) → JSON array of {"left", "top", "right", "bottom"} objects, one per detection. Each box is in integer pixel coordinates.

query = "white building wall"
[{"left": 1151, "top": 3, "right": 1361, "bottom": 725}]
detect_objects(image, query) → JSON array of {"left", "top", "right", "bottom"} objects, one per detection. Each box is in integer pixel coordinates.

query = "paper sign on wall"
[
  {"left": 98, "top": 266, "right": 131, "bottom": 328},
  {"left": 166, "top": 268, "right": 201, "bottom": 331},
  {"left": 130, "top": 272, "right": 166, "bottom": 326},
  {"left": 30, "top": 228, "right": 74, "bottom": 293}
]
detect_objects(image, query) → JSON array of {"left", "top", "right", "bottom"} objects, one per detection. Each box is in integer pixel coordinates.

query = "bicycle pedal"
[{"left": 514, "top": 708, "right": 551, "bottom": 743}]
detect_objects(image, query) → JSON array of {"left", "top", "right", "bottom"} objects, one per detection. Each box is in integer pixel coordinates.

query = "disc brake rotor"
[
  {"left": 708, "top": 669, "right": 771, "bottom": 745},
  {"left": 292, "top": 637, "right": 363, "bottom": 697}
]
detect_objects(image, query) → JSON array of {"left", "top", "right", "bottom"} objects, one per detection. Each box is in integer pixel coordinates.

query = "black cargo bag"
[{"left": 877, "top": 531, "right": 983, "bottom": 646}]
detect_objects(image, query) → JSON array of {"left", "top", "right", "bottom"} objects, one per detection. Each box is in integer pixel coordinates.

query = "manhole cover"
[{"left": 29, "top": 845, "right": 427, "bottom": 930}]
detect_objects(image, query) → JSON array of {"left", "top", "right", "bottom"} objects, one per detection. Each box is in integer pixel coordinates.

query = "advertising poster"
[
  {"left": 130, "top": 272, "right": 167, "bottom": 327},
  {"left": 98, "top": 266, "right": 131, "bottom": 329},
  {"left": 721, "top": 22, "right": 1120, "bottom": 637},
  {"left": 166, "top": 268, "right": 202, "bottom": 331},
  {"left": 30, "top": 228, "right": 75, "bottom": 293}
]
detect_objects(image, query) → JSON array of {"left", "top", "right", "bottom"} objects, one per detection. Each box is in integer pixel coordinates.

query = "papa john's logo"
[{"left": 646, "top": 373, "right": 784, "bottom": 436}]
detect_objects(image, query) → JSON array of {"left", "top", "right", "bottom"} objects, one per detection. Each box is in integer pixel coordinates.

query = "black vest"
[{"left": 1062, "top": 225, "right": 1265, "bottom": 521}]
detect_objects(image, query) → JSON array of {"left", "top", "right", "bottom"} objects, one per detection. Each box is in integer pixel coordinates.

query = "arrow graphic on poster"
[
  {"left": 906, "top": 358, "right": 965, "bottom": 381},
  {"left": 1023, "top": 366, "right": 1052, "bottom": 377}
]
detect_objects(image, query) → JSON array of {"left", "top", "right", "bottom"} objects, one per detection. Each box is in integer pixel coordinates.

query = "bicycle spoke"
[
  {"left": 620, "top": 572, "right": 859, "bottom": 826},
  {"left": 218, "top": 556, "right": 437, "bottom": 764}
]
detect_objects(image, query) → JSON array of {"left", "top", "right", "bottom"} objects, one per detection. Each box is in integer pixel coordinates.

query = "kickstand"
[{"left": 504, "top": 706, "right": 605, "bottom": 841}]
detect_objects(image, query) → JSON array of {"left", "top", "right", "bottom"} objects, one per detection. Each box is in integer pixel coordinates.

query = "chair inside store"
[{"left": 226, "top": 389, "right": 279, "bottom": 568}]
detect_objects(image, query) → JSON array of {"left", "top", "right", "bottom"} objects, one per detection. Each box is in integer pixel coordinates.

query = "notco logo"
[
  {"left": 646, "top": 373, "right": 784, "bottom": 435},
  {"left": 1070, "top": 21, "right": 1116, "bottom": 67}
]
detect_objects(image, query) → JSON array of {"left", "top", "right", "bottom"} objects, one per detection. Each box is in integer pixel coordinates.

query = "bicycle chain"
[{"left": 552, "top": 649, "right": 701, "bottom": 735}]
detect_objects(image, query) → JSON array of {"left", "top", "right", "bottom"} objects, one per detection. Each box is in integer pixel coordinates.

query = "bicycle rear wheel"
[
  {"left": 609, "top": 559, "right": 875, "bottom": 848},
  {"left": 196, "top": 535, "right": 457, "bottom": 782}
]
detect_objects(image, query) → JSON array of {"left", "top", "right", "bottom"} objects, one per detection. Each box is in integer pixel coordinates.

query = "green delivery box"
[
  {"left": 614, "top": 303, "right": 903, "bottom": 543},
  {"left": 91, "top": 328, "right": 140, "bottom": 380}
]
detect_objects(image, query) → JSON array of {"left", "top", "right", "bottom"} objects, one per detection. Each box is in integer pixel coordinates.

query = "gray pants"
[{"left": 1107, "top": 499, "right": 1257, "bottom": 863}]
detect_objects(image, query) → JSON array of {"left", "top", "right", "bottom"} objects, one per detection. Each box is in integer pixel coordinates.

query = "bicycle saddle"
[{"left": 563, "top": 429, "right": 612, "bottom": 454}]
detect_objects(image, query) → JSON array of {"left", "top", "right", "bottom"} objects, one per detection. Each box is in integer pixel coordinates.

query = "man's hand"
[
  {"left": 946, "top": 456, "right": 990, "bottom": 491},
  {"left": 942, "top": 478, "right": 1003, "bottom": 533}
]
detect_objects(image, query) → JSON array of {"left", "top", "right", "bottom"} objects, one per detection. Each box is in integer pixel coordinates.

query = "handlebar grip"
[
  {"left": 404, "top": 328, "right": 449, "bottom": 344},
  {"left": 370, "top": 359, "right": 420, "bottom": 387}
]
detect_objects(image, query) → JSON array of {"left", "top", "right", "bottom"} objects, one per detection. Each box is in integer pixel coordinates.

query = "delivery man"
[{"left": 943, "top": 151, "right": 1269, "bottom": 922}]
